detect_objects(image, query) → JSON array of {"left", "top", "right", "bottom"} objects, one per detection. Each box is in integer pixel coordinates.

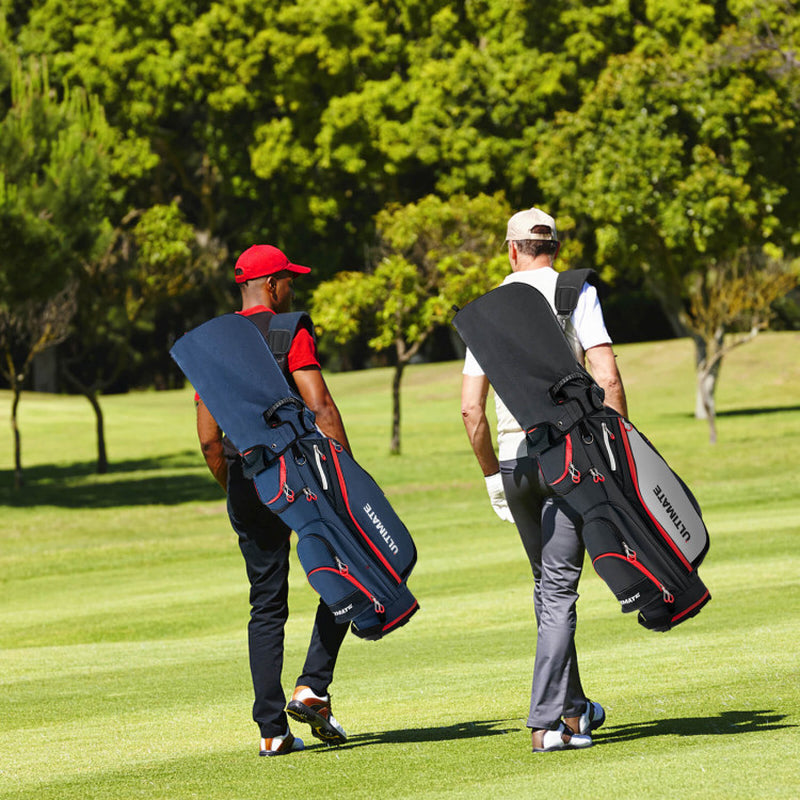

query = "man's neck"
[
  {"left": 512, "top": 254, "right": 553, "bottom": 273},
  {"left": 240, "top": 288, "right": 277, "bottom": 312},
  {"left": 239, "top": 303, "right": 275, "bottom": 315}
]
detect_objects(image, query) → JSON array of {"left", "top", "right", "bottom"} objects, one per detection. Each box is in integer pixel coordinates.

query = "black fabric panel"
[{"left": 453, "top": 283, "right": 592, "bottom": 430}]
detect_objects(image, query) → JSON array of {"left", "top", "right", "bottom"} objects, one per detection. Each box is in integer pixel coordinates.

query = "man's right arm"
[
  {"left": 196, "top": 398, "right": 228, "bottom": 491},
  {"left": 461, "top": 373, "right": 514, "bottom": 524},
  {"left": 461, "top": 374, "right": 500, "bottom": 476}
]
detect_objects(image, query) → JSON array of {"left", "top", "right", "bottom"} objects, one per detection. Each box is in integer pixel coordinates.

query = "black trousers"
[{"left": 227, "top": 457, "right": 349, "bottom": 738}]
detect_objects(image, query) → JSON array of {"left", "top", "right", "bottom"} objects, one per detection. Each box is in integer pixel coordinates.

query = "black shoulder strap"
[
  {"left": 555, "top": 269, "right": 598, "bottom": 330},
  {"left": 245, "top": 311, "right": 315, "bottom": 373},
  {"left": 266, "top": 311, "right": 315, "bottom": 366}
]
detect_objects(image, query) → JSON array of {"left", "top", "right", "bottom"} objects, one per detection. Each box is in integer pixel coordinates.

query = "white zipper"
[
  {"left": 602, "top": 423, "right": 617, "bottom": 471},
  {"left": 313, "top": 444, "right": 328, "bottom": 491}
]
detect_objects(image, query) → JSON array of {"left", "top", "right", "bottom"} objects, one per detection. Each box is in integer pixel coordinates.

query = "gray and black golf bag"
[{"left": 453, "top": 278, "right": 710, "bottom": 632}]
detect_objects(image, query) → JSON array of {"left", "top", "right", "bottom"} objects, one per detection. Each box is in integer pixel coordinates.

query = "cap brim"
[{"left": 287, "top": 263, "right": 311, "bottom": 274}]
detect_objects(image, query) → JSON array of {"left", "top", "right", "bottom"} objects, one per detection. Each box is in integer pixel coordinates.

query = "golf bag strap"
[
  {"left": 247, "top": 311, "right": 316, "bottom": 373},
  {"left": 555, "top": 269, "right": 598, "bottom": 330}
]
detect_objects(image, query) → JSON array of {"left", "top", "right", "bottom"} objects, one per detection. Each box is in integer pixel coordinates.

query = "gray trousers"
[{"left": 501, "top": 456, "right": 588, "bottom": 730}]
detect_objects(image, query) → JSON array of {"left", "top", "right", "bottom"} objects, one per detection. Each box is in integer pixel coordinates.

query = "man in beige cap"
[{"left": 461, "top": 208, "right": 627, "bottom": 753}]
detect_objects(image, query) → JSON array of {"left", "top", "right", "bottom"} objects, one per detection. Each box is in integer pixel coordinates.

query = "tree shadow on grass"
[
  {"left": 715, "top": 405, "right": 800, "bottom": 417},
  {"left": 0, "top": 451, "right": 223, "bottom": 508},
  {"left": 669, "top": 405, "right": 800, "bottom": 420},
  {"left": 308, "top": 719, "right": 522, "bottom": 752},
  {"left": 595, "top": 709, "right": 792, "bottom": 744}
]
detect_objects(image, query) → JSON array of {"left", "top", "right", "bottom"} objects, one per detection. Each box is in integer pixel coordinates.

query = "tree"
[
  {"left": 684, "top": 250, "right": 799, "bottom": 442},
  {"left": 311, "top": 192, "right": 510, "bottom": 453},
  {"left": 60, "top": 202, "right": 223, "bottom": 473},
  {"left": 0, "top": 55, "right": 124, "bottom": 486},
  {"left": 0, "top": 283, "right": 76, "bottom": 488},
  {"left": 14, "top": 0, "right": 640, "bottom": 279},
  {"left": 533, "top": 2, "right": 800, "bottom": 426}
]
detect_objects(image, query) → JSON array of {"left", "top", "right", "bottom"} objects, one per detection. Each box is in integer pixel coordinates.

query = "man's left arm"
[{"left": 585, "top": 343, "right": 628, "bottom": 418}]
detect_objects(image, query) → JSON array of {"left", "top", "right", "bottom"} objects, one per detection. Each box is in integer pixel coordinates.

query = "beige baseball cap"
[{"left": 505, "top": 207, "right": 558, "bottom": 242}]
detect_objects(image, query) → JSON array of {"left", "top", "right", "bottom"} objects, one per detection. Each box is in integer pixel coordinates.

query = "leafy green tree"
[
  {"left": 0, "top": 55, "right": 123, "bottom": 486},
  {"left": 311, "top": 192, "right": 510, "bottom": 453},
  {"left": 60, "top": 202, "right": 223, "bottom": 473},
  {"left": 14, "top": 0, "right": 640, "bottom": 279},
  {"left": 533, "top": 1, "right": 800, "bottom": 423},
  {"left": 0, "top": 283, "right": 76, "bottom": 488},
  {"left": 684, "top": 249, "right": 799, "bottom": 442}
]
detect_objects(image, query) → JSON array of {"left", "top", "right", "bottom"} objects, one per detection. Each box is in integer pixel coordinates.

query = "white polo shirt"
[{"left": 463, "top": 268, "right": 612, "bottom": 461}]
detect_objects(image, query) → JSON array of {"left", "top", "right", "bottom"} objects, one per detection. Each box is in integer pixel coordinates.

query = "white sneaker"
[
  {"left": 533, "top": 722, "right": 593, "bottom": 752},
  {"left": 578, "top": 700, "right": 606, "bottom": 735},
  {"left": 259, "top": 728, "right": 305, "bottom": 756},
  {"left": 286, "top": 685, "right": 347, "bottom": 744}
]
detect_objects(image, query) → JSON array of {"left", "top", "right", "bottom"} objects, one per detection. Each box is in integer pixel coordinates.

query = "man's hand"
[{"left": 484, "top": 472, "right": 514, "bottom": 523}]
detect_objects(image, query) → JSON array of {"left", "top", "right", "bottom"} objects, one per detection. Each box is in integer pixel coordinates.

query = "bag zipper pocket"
[
  {"left": 304, "top": 534, "right": 386, "bottom": 615},
  {"left": 313, "top": 443, "right": 329, "bottom": 491},
  {"left": 593, "top": 544, "right": 675, "bottom": 605},
  {"left": 327, "top": 442, "right": 403, "bottom": 585},
  {"left": 601, "top": 422, "right": 617, "bottom": 471},
  {"left": 546, "top": 433, "right": 581, "bottom": 487},
  {"left": 615, "top": 421, "right": 693, "bottom": 572},
  {"left": 255, "top": 455, "right": 295, "bottom": 512}
]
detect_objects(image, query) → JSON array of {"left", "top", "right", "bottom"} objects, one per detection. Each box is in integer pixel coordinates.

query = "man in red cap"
[{"left": 196, "top": 244, "right": 352, "bottom": 756}]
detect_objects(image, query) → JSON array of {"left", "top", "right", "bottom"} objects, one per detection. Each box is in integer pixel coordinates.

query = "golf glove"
[{"left": 484, "top": 472, "right": 514, "bottom": 523}]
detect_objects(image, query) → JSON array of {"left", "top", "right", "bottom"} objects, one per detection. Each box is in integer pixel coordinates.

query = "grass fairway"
[{"left": 1, "top": 332, "right": 799, "bottom": 799}]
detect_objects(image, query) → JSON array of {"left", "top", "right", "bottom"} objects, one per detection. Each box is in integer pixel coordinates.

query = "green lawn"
[{"left": 1, "top": 332, "right": 799, "bottom": 799}]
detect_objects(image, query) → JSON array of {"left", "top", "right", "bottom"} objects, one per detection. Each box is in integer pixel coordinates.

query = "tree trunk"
[
  {"left": 87, "top": 390, "right": 109, "bottom": 474},
  {"left": 692, "top": 331, "right": 723, "bottom": 423},
  {"left": 692, "top": 336, "right": 709, "bottom": 420},
  {"left": 696, "top": 367, "right": 719, "bottom": 444},
  {"left": 11, "top": 387, "right": 23, "bottom": 489},
  {"left": 390, "top": 359, "right": 406, "bottom": 455},
  {"left": 60, "top": 366, "right": 109, "bottom": 474},
  {"left": 692, "top": 330, "right": 723, "bottom": 444}
]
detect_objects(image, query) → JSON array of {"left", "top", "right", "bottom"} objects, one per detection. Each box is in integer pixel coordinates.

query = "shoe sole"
[
  {"left": 533, "top": 741, "right": 594, "bottom": 753},
  {"left": 259, "top": 734, "right": 304, "bottom": 756},
  {"left": 286, "top": 700, "right": 347, "bottom": 744}
]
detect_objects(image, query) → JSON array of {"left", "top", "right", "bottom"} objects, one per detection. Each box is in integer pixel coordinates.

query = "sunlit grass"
[{"left": 1, "top": 332, "right": 798, "bottom": 799}]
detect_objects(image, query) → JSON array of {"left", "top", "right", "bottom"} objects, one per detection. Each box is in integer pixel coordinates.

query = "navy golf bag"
[
  {"left": 453, "top": 280, "right": 710, "bottom": 632},
  {"left": 170, "top": 313, "right": 418, "bottom": 640}
]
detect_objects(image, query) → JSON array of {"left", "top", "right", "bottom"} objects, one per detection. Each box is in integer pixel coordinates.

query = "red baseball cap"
[{"left": 234, "top": 245, "right": 311, "bottom": 283}]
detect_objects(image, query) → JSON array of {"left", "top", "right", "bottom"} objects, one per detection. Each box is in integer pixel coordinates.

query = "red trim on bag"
[
  {"left": 327, "top": 445, "right": 402, "bottom": 584},
  {"left": 550, "top": 434, "right": 573, "bottom": 485},
  {"left": 308, "top": 565, "right": 374, "bottom": 600},
  {"left": 264, "top": 456, "right": 287, "bottom": 504},
  {"left": 592, "top": 552, "right": 665, "bottom": 596},
  {"left": 671, "top": 590, "right": 710, "bottom": 623},
  {"left": 617, "top": 421, "right": 692, "bottom": 571},
  {"left": 382, "top": 600, "right": 419, "bottom": 632}
]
